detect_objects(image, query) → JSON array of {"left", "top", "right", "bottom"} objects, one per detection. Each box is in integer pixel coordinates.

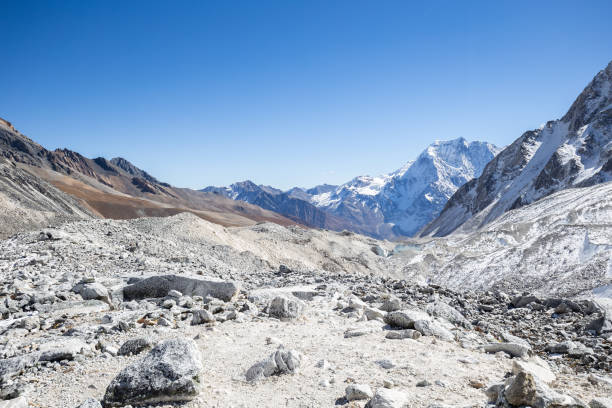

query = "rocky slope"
[
  {"left": 203, "top": 138, "right": 499, "bottom": 239},
  {"left": 0, "top": 213, "right": 609, "bottom": 407},
  {"left": 0, "top": 119, "right": 295, "bottom": 237},
  {"left": 421, "top": 60, "right": 612, "bottom": 237},
  {"left": 0, "top": 155, "right": 94, "bottom": 239},
  {"left": 393, "top": 181, "right": 612, "bottom": 298}
]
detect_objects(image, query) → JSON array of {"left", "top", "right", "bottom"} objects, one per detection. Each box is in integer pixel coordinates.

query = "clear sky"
[{"left": 3, "top": 1, "right": 612, "bottom": 190}]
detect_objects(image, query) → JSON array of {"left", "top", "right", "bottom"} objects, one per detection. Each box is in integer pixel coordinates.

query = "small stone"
[
  {"left": 167, "top": 290, "right": 182, "bottom": 298},
  {"left": 416, "top": 380, "right": 431, "bottom": 387},
  {"left": 117, "top": 338, "right": 153, "bottom": 356},
  {"left": 375, "top": 359, "right": 395, "bottom": 369},
  {"left": 385, "top": 329, "right": 421, "bottom": 340},
  {"left": 346, "top": 384, "right": 374, "bottom": 401},
  {"left": 483, "top": 342, "right": 530, "bottom": 358},
  {"left": 162, "top": 299, "right": 176, "bottom": 309},
  {"left": 191, "top": 309, "right": 215, "bottom": 325},
  {"left": 245, "top": 348, "right": 302, "bottom": 382}
]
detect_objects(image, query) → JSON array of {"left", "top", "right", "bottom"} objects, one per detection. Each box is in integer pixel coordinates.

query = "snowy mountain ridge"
[
  {"left": 203, "top": 138, "right": 500, "bottom": 238},
  {"left": 421, "top": 60, "right": 612, "bottom": 237}
]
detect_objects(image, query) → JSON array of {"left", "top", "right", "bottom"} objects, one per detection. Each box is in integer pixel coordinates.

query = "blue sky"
[{"left": 3, "top": 1, "right": 612, "bottom": 190}]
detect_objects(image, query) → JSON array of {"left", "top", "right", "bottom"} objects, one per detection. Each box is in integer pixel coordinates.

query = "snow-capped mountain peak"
[{"left": 308, "top": 138, "right": 500, "bottom": 237}]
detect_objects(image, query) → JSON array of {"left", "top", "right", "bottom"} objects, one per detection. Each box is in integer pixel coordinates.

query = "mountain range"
[
  {"left": 1, "top": 60, "right": 611, "bottom": 244},
  {"left": 0, "top": 118, "right": 294, "bottom": 238},
  {"left": 203, "top": 138, "right": 500, "bottom": 239}
]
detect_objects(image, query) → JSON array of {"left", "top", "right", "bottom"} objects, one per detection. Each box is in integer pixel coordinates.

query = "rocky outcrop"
[
  {"left": 122, "top": 275, "right": 240, "bottom": 302},
  {"left": 422, "top": 60, "right": 612, "bottom": 237},
  {"left": 103, "top": 339, "right": 203, "bottom": 406}
]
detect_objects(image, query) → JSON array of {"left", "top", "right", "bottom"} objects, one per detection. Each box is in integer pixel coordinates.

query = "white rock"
[
  {"left": 346, "top": 384, "right": 373, "bottom": 401},
  {"left": 365, "top": 388, "right": 407, "bottom": 408}
]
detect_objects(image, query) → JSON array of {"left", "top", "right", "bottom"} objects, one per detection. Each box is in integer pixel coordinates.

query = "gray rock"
[
  {"left": 123, "top": 275, "right": 239, "bottom": 302},
  {"left": 483, "top": 342, "right": 530, "bottom": 358},
  {"left": 425, "top": 301, "right": 472, "bottom": 329},
  {"left": 268, "top": 296, "right": 304, "bottom": 320},
  {"left": 380, "top": 296, "right": 401, "bottom": 312},
  {"left": 384, "top": 309, "right": 430, "bottom": 329},
  {"left": 505, "top": 371, "right": 537, "bottom": 406},
  {"left": 39, "top": 338, "right": 89, "bottom": 362},
  {"left": 346, "top": 384, "right": 373, "bottom": 401},
  {"left": 385, "top": 329, "right": 421, "bottom": 340},
  {"left": 512, "top": 295, "right": 540, "bottom": 308},
  {"left": 375, "top": 359, "right": 396, "bottom": 369},
  {"left": 103, "top": 338, "right": 203, "bottom": 406},
  {"left": 73, "top": 282, "right": 110, "bottom": 303},
  {"left": 161, "top": 299, "right": 176, "bottom": 309},
  {"left": 365, "top": 388, "right": 407, "bottom": 408},
  {"left": 344, "top": 327, "right": 379, "bottom": 338},
  {"left": 414, "top": 320, "right": 454, "bottom": 341},
  {"left": 117, "top": 338, "right": 153, "bottom": 356},
  {"left": 0, "top": 353, "right": 40, "bottom": 385},
  {"left": 191, "top": 309, "right": 215, "bottom": 325},
  {"left": 75, "top": 398, "right": 102, "bottom": 408},
  {"left": 586, "top": 313, "right": 612, "bottom": 335},
  {"left": 245, "top": 348, "right": 302, "bottom": 382},
  {"left": 36, "top": 299, "right": 110, "bottom": 317}
]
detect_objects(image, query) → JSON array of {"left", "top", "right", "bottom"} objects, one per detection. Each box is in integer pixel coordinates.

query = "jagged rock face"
[
  {"left": 203, "top": 139, "right": 499, "bottom": 239},
  {"left": 422, "top": 60, "right": 612, "bottom": 237},
  {"left": 0, "top": 156, "right": 94, "bottom": 238}
]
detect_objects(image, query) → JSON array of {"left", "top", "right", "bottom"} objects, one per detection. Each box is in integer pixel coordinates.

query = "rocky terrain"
[
  {"left": 422, "top": 61, "right": 612, "bottom": 237},
  {"left": 0, "top": 213, "right": 610, "bottom": 407},
  {"left": 0, "top": 155, "right": 94, "bottom": 239},
  {"left": 204, "top": 139, "right": 499, "bottom": 239}
]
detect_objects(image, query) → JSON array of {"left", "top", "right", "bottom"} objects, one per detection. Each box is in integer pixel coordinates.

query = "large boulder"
[
  {"left": 245, "top": 348, "right": 302, "bottom": 382},
  {"left": 268, "top": 296, "right": 304, "bottom": 320},
  {"left": 123, "top": 275, "right": 239, "bottom": 302},
  {"left": 103, "top": 338, "right": 203, "bottom": 406},
  {"left": 384, "top": 309, "right": 430, "bottom": 329}
]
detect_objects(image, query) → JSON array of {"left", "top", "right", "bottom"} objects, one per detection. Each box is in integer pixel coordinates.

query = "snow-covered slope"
[
  {"left": 392, "top": 181, "right": 612, "bottom": 297},
  {"left": 309, "top": 138, "right": 500, "bottom": 237},
  {"left": 421, "top": 60, "right": 612, "bottom": 237}
]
